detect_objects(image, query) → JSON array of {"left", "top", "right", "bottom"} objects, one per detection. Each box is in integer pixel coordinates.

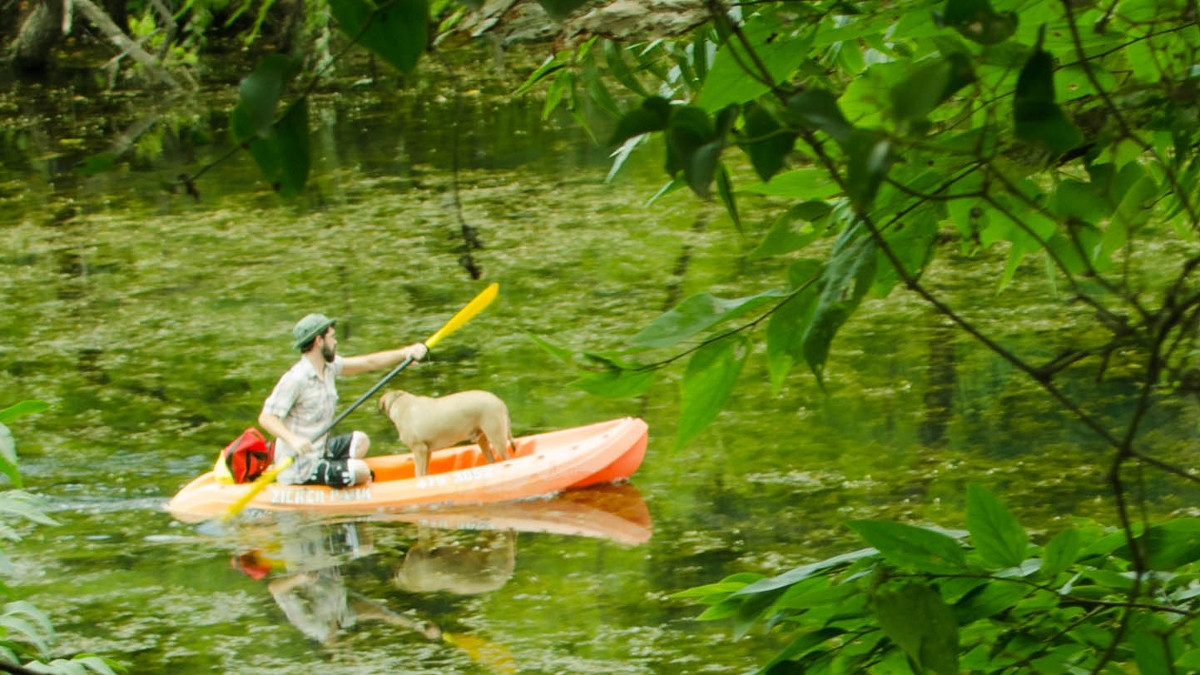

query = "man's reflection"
[{"left": 234, "top": 521, "right": 440, "bottom": 643}]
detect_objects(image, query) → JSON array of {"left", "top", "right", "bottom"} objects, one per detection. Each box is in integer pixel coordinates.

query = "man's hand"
[
  {"left": 409, "top": 342, "right": 430, "bottom": 362},
  {"left": 291, "top": 437, "right": 314, "bottom": 456}
]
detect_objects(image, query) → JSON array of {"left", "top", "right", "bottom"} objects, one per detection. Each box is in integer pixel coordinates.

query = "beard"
[{"left": 321, "top": 341, "right": 336, "bottom": 363}]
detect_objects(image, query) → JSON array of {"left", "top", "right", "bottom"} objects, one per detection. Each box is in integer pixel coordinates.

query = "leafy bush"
[
  {"left": 0, "top": 403, "right": 123, "bottom": 675},
  {"left": 678, "top": 484, "right": 1200, "bottom": 673}
]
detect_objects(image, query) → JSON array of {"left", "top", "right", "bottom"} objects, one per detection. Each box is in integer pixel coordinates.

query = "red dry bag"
[{"left": 216, "top": 428, "right": 274, "bottom": 484}]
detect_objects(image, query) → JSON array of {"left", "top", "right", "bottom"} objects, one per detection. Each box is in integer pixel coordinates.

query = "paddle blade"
[
  {"left": 443, "top": 631, "right": 517, "bottom": 673},
  {"left": 425, "top": 283, "right": 498, "bottom": 350},
  {"left": 222, "top": 455, "right": 292, "bottom": 522}
]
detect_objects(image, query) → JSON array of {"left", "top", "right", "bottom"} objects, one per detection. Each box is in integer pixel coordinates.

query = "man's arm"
[
  {"left": 258, "top": 411, "right": 313, "bottom": 455},
  {"left": 341, "top": 342, "right": 428, "bottom": 375}
]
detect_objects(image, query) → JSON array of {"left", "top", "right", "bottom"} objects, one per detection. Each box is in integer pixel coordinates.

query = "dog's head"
[{"left": 377, "top": 389, "right": 408, "bottom": 416}]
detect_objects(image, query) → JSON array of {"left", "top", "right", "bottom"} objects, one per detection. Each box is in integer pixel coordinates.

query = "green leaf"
[
  {"left": 1041, "top": 528, "right": 1082, "bottom": 579},
  {"left": 604, "top": 41, "right": 649, "bottom": 98},
  {"left": 766, "top": 270, "right": 820, "bottom": 390},
  {"left": 803, "top": 226, "right": 876, "bottom": 384},
  {"left": 754, "top": 627, "right": 846, "bottom": 674},
  {"left": 733, "top": 547, "right": 879, "bottom": 597},
  {"left": 515, "top": 54, "right": 564, "bottom": 96},
  {"left": 696, "top": 14, "right": 813, "bottom": 112},
  {"left": 1120, "top": 519, "right": 1200, "bottom": 570},
  {"left": 0, "top": 492, "right": 57, "bottom": 527},
  {"left": 672, "top": 572, "right": 763, "bottom": 599},
  {"left": 4, "top": 602, "right": 53, "bottom": 637},
  {"left": 70, "top": 656, "right": 120, "bottom": 675},
  {"left": 666, "top": 106, "right": 727, "bottom": 198},
  {"left": 953, "top": 580, "right": 1030, "bottom": 624},
  {"left": 741, "top": 168, "right": 840, "bottom": 199},
  {"left": 0, "top": 402, "right": 49, "bottom": 425},
  {"left": 848, "top": 520, "right": 968, "bottom": 573},
  {"left": 966, "top": 483, "right": 1029, "bottom": 569},
  {"left": 676, "top": 337, "right": 748, "bottom": 449},
  {"left": 581, "top": 50, "right": 621, "bottom": 117},
  {"left": 940, "top": 0, "right": 1018, "bottom": 44},
  {"left": 1052, "top": 180, "right": 1108, "bottom": 223},
  {"left": 733, "top": 588, "right": 784, "bottom": 638},
  {"left": 873, "top": 581, "right": 960, "bottom": 675},
  {"left": 525, "top": 333, "right": 575, "bottom": 364},
  {"left": 609, "top": 96, "right": 671, "bottom": 146},
  {"left": 74, "top": 152, "right": 117, "bottom": 177},
  {"left": 715, "top": 164, "right": 741, "bottom": 232},
  {"left": 1177, "top": 647, "right": 1200, "bottom": 669},
  {"left": 1132, "top": 628, "right": 1172, "bottom": 675},
  {"left": 843, "top": 129, "right": 894, "bottom": 210},
  {"left": 0, "top": 615, "right": 50, "bottom": 655},
  {"left": 890, "top": 53, "right": 975, "bottom": 123},
  {"left": 739, "top": 101, "right": 796, "bottom": 183},
  {"left": 749, "top": 201, "right": 831, "bottom": 260},
  {"left": 0, "top": 425, "right": 22, "bottom": 489},
  {"left": 329, "top": 0, "right": 428, "bottom": 74},
  {"left": 230, "top": 54, "right": 300, "bottom": 143},
  {"left": 631, "top": 289, "right": 787, "bottom": 349},
  {"left": 571, "top": 367, "right": 655, "bottom": 398},
  {"left": 785, "top": 89, "right": 854, "bottom": 143},
  {"left": 873, "top": 208, "right": 938, "bottom": 295},
  {"left": 245, "top": 100, "right": 311, "bottom": 197},
  {"left": 1013, "top": 45, "right": 1083, "bottom": 153}
]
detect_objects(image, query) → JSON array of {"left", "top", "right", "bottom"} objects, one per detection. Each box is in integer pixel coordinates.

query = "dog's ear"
[{"left": 377, "top": 391, "right": 393, "bottom": 412}]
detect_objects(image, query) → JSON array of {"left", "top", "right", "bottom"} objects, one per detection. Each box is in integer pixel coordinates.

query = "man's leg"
[{"left": 307, "top": 432, "right": 371, "bottom": 487}]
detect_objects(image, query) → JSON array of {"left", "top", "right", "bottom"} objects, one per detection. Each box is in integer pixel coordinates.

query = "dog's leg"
[
  {"left": 477, "top": 434, "right": 498, "bottom": 464},
  {"left": 413, "top": 443, "right": 431, "bottom": 477}
]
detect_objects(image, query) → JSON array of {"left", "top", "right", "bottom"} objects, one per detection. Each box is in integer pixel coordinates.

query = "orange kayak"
[{"left": 168, "top": 417, "right": 648, "bottom": 521}]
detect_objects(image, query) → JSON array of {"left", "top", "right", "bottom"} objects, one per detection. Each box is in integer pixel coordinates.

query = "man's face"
[{"left": 319, "top": 328, "right": 337, "bottom": 363}]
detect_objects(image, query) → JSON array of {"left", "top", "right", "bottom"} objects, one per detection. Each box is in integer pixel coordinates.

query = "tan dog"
[{"left": 377, "top": 389, "right": 514, "bottom": 477}]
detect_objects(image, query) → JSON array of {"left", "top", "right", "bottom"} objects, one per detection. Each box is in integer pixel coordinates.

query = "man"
[{"left": 258, "top": 313, "right": 428, "bottom": 487}]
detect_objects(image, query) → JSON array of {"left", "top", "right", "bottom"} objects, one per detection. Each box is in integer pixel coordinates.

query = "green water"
[{"left": 2, "top": 55, "right": 1199, "bottom": 673}]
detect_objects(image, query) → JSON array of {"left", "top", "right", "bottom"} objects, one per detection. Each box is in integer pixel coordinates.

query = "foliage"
[
  {"left": 512, "top": 0, "right": 1200, "bottom": 671},
  {"left": 677, "top": 484, "right": 1200, "bottom": 673},
  {"left": 0, "top": 403, "right": 123, "bottom": 675}
]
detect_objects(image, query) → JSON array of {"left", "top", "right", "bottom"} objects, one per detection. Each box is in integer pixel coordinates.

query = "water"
[{"left": 2, "top": 49, "right": 1198, "bottom": 672}]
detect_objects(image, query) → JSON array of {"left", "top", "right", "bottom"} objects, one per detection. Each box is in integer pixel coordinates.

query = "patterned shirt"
[{"left": 262, "top": 356, "right": 345, "bottom": 485}]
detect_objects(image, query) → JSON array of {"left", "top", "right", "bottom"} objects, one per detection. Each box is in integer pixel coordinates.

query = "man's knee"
[
  {"left": 351, "top": 431, "right": 370, "bottom": 458},
  {"left": 348, "top": 458, "right": 371, "bottom": 485}
]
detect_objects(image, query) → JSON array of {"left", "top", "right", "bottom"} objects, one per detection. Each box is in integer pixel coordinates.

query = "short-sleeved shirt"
[{"left": 262, "top": 355, "right": 345, "bottom": 485}]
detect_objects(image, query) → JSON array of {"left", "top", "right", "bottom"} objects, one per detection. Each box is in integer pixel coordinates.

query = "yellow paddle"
[
  {"left": 443, "top": 631, "right": 517, "bottom": 673},
  {"left": 222, "top": 282, "right": 500, "bottom": 521}
]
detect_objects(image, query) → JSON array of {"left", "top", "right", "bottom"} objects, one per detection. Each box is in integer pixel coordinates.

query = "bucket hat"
[{"left": 293, "top": 313, "right": 336, "bottom": 350}]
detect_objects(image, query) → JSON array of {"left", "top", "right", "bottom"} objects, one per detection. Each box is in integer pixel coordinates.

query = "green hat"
[{"left": 293, "top": 313, "right": 336, "bottom": 350}]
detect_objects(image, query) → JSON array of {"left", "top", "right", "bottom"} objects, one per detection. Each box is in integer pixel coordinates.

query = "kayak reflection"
[
  {"left": 381, "top": 482, "right": 652, "bottom": 545},
  {"left": 229, "top": 484, "right": 651, "bottom": 644}
]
